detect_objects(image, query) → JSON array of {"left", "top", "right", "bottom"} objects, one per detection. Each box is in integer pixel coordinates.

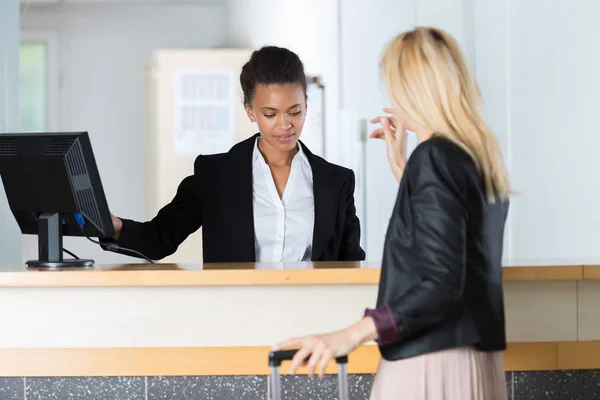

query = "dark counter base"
[{"left": 0, "top": 371, "right": 598, "bottom": 399}]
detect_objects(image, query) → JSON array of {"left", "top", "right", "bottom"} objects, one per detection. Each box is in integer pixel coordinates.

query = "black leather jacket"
[{"left": 371, "top": 135, "right": 509, "bottom": 361}]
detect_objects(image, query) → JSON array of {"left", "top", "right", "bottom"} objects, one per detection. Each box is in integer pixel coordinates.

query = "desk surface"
[{"left": 0, "top": 260, "right": 598, "bottom": 287}]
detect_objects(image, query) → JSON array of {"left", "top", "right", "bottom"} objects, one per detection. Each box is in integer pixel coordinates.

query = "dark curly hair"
[{"left": 240, "top": 46, "right": 307, "bottom": 106}]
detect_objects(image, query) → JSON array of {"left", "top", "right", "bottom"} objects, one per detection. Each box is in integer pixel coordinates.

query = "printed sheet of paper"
[{"left": 173, "top": 69, "right": 236, "bottom": 156}]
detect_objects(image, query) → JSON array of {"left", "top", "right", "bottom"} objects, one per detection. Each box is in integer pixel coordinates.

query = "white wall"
[
  {"left": 499, "top": 0, "right": 600, "bottom": 260},
  {"left": 470, "top": 0, "right": 600, "bottom": 261},
  {"left": 0, "top": 0, "right": 22, "bottom": 267},
  {"left": 19, "top": 1, "right": 227, "bottom": 264}
]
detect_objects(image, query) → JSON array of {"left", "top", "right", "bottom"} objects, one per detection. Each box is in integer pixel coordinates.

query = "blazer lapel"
[
  {"left": 219, "top": 134, "right": 258, "bottom": 261},
  {"left": 303, "top": 144, "right": 342, "bottom": 261}
]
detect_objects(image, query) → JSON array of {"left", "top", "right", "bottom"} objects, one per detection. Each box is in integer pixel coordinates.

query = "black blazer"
[
  {"left": 112, "top": 134, "right": 366, "bottom": 263},
  {"left": 374, "top": 136, "right": 509, "bottom": 361}
]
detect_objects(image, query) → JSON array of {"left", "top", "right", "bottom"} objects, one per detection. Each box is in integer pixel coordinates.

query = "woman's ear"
[{"left": 245, "top": 104, "right": 255, "bottom": 123}]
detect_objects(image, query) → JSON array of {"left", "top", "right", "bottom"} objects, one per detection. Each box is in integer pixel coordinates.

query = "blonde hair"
[{"left": 380, "top": 26, "right": 510, "bottom": 202}]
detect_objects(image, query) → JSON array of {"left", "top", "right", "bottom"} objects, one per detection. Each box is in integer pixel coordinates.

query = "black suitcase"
[{"left": 268, "top": 349, "right": 349, "bottom": 400}]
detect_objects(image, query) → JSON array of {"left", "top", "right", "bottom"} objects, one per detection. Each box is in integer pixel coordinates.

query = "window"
[
  {"left": 19, "top": 29, "right": 59, "bottom": 132},
  {"left": 19, "top": 42, "right": 46, "bottom": 132}
]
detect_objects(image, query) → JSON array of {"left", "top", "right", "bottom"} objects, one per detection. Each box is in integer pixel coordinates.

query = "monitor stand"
[{"left": 26, "top": 213, "right": 94, "bottom": 268}]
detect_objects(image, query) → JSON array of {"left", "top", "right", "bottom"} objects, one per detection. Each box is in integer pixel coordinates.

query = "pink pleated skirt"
[{"left": 369, "top": 345, "right": 507, "bottom": 400}]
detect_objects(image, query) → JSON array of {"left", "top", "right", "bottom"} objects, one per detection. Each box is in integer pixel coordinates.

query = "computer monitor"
[{"left": 0, "top": 131, "right": 115, "bottom": 268}]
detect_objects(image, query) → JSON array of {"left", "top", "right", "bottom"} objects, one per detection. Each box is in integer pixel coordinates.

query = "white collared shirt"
[{"left": 252, "top": 138, "right": 314, "bottom": 262}]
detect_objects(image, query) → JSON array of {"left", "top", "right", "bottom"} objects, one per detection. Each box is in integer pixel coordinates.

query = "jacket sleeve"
[
  {"left": 365, "top": 144, "right": 469, "bottom": 345},
  {"left": 108, "top": 158, "right": 205, "bottom": 261},
  {"left": 338, "top": 169, "right": 366, "bottom": 261}
]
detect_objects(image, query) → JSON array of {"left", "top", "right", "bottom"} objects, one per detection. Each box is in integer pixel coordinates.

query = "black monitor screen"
[{"left": 0, "top": 131, "right": 114, "bottom": 267}]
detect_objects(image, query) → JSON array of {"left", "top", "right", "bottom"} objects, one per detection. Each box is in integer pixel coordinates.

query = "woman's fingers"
[
  {"left": 317, "top": 349, "right": 333, "bottom": 378},
  {"left": 383, "top": 107, "right": 396, "bottom": 114},
  {"left": 370, "top": 114, "right": 398, "bottom": 139},
  {"left": 305, "top": 342, "right": 325, "bottom": 377},
  {"left": 289, "top": 345, "right": 312, "bottom": 375},
  {"left": 381, "top": 117, "right": 395, "bottom": 144},
  {"left": 271, "top": 337, "right": 302, "bottom": 351},
  {"left": 374, "top": 114, "right": 398, "bottom": 129},
  {"left": 371, "top": 118, "right": 396, "bottom": 142},
  {"left": 369, "top": 129, "right": 385, "bottom": 139}
]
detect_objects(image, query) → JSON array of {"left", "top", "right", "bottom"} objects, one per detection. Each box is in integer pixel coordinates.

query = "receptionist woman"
[{"left": 106, "top": 46, "right": 366, "bottom": 263}]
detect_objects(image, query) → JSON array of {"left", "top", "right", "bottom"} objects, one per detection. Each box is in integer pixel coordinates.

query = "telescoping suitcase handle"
[{"left": 268, "top": 350, "right": 349, "bottom": 400}]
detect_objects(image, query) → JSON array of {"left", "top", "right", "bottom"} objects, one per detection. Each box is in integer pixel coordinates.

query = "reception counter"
[{"left": 0, "top": 260, "right": 599, "bottom": 399}]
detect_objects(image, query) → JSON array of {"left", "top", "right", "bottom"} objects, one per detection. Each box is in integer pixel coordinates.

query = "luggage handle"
[
  {"left": 268, "top": 349, "right": 348, "bottom": 367},
  {"left": 268, "top": 350, "right": 349, "bottom": 400}
]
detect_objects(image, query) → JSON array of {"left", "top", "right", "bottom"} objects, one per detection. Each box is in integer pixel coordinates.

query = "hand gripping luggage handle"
[
  {"left": 268, "top": 349, "right": 348, "bottom": 367},
  {"left": 268, "top": 350, "right": 349, "bottom": 400}
]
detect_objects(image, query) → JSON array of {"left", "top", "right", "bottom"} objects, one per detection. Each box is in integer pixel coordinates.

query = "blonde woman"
[{"left": 272, "top": 27, "right": 510, "bottom": 399}]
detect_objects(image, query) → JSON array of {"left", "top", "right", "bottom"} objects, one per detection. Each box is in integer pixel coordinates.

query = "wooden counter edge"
[
  {"left": 0, "top": 265, "right": 596, "bottom": 287},
  {"left": 502, "top": 266, "right": 583, "bottom": 281},
  {"left": 583, "top": 265, "right": 600, "bottom": 280},
  {"left": 0, "top": 341, "right": 597, "bottom": 376},
  {"left": 0, "top": 268, "right": 382, "bottom": 287}
]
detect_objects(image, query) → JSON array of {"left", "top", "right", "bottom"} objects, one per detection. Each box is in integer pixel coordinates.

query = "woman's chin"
[{"left": 271, "top": 135, "right": 299, "bottom": 151}]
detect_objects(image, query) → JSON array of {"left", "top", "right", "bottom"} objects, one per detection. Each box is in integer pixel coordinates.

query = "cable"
[
  {"left": 63, "top": 248, "right": 80, "bottom": 260},
  {"left": 90, "top": 236, "right": 155, "bottom": 265},
  {"left": 74, "top": 213, "right": 155, "bottom": 264}
]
